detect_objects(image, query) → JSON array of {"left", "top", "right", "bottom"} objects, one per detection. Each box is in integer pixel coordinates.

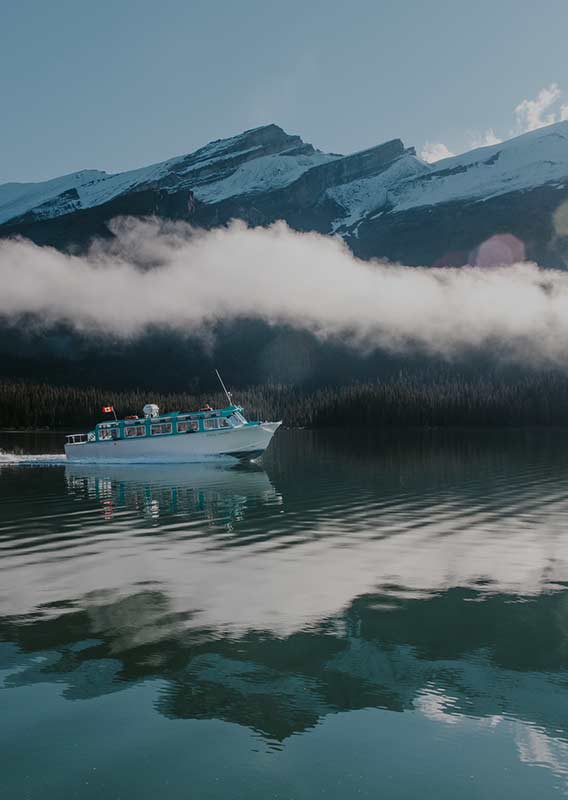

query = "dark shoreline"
[{"left": 4, "top": 373, "right": 568, "bottom": 430}]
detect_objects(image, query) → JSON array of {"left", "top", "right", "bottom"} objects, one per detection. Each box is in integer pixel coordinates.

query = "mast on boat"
[{"left": 215, "top": 369, "right": 233, "bottom": 407}]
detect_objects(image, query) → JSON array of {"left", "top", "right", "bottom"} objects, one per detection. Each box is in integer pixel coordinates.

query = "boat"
[
  {"left": 65, "top": 371, "right": 281, "bottom": 464},
  {"left": 64, "top": 402, "right": 281, "bottom": 463}
]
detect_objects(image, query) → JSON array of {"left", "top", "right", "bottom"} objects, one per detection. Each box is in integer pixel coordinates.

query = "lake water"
[{"left": 1, "top": 429, "right": 567, "bottom": 799}]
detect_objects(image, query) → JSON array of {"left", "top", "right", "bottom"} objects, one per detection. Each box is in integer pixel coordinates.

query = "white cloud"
[
  {"left": 3, "top": 218, "right": 568, "bottom": 367},
  {"left": 421, "top": 83, "right": 567, "bottom": 161},
  {"left": 514, "top": 83, "right": 563, "bottom": 133},
  {"left": 419, "top": 142, "right": 455, "bottom": 163},
  {"left": 468, "top": 128, "right": 502, "bottom": 149}
]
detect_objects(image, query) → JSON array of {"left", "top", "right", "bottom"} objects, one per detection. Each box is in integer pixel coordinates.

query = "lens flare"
[
  {"left": 471, "top": 234, "right": 525, "bottom": 267},
  {"left": 553, "top": 200, "right": 568, "bottom": 237}
]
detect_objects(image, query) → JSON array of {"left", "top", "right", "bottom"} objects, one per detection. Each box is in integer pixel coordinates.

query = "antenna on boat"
[{"left": 215, "top": 369, "right": 233, "bottom": 406}]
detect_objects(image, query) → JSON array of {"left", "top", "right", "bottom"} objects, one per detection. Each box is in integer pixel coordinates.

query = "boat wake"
[
  {"left": 0, "top": 451, "right": 68, "bottom": 467},
  {"left": 0, "top": 451, "right": 264, "bottom": 468}
]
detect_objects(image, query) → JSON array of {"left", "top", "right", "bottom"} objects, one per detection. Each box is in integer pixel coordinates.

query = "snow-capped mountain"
[
  {"left": 352, "top": 122, "right": 568, "bottom": 266},
  {"left": 393, "top": 123, "right": 568, "bottom": 211},
  {"left": 1, "top": 121, "right": 568, "bottom": 267},
  {"left": 0, "top": 125, "right": 338, "bottom": 226}
]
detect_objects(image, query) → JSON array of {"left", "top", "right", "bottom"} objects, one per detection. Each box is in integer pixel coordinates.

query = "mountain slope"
[
  {"left": 1, "top": 121, "right": 568, "bottom": 269},
  {"left": 0, "top": 125, "right": 338, "bottom": 227},
  {"left": 393, "top": 122, "right": 568, "bottom": 211},
  {"left": 351, "top": 122, "right": 568, "bottom": 267}
]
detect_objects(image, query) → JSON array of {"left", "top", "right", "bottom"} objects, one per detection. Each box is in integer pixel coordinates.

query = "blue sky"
[{"left": 2, "top": 0, "right": 568, "bottom": 182}]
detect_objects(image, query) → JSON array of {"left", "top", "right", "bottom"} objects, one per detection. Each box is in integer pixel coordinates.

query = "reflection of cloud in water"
[{"left": 2, "top": 436, "right": 568, "bottom": 637}]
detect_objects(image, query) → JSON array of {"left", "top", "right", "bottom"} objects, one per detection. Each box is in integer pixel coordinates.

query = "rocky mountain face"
[{"left": 2, "top": 121, "right": 568, "bottom": 268}]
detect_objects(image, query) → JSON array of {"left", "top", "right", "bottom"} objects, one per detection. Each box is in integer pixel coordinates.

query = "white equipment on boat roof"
[{"left": 143, "top": 404, "right": 160, "bottom": 418}]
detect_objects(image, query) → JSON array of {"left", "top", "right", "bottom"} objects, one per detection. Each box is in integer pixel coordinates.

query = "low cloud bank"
[{"left": 1, "top": 218, "right": 568, "bottom": 366}]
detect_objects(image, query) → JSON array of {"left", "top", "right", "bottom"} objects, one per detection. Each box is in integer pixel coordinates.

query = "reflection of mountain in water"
[{"left": 2, "top": 585, "right": 567, "bottom": 770}]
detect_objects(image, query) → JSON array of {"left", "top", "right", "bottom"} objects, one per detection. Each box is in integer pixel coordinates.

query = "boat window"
[
  {"left": 151, "top": 421, "right": 173, "bottom": 435},
  {"left": 66, "top": 433, "right": 89, "bottom": 444},
  {"left": 204, "top": 417, "right": 231, "bottom": 431},
  {"left": 125, "top": 424, "right": 146, "bottom": 438},
  {"left": 177, "top": 420, "right": 199, "bottom": 433},
  {"left": 98, "top": 424, "right": 119, "bottom": 441}
]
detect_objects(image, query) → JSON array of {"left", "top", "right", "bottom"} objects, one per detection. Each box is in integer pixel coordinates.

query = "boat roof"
[{"left": 96, "top": 405, "right": 243, "bottom": 427}]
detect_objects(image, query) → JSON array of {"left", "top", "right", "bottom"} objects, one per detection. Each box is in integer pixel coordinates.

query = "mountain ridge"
[{"left": 1, "top": 120, "right": 568, "bottom": 269}]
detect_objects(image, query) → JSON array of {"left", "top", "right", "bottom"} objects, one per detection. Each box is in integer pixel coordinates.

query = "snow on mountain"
[
  {"left": 389, "top": 121, "right": 568, "bottom": 213},
  {"left": 327, "top": 152, "right": 431, "bottom": 233},
  {"left": 0, "top": 125, "right": 337, "bottom": 226},
  {"left": 193, "top": 150, "right": 337, "bottom": 203},
  {"left": 0, "top": 162, "right": 183, "bottom": 226},
  {"left": 0, "top": 170, "right": 106, "bottom": 225},
  {"left": 326, "top": 121, "right": 568, "bottom": 237}
]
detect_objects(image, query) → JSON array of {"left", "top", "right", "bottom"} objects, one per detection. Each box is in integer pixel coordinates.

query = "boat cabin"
[{"left": 66, "top": 405, "right": 249, "bottom": 445}]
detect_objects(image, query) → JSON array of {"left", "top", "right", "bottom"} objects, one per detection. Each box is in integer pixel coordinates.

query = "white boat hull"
[{"left": 64, "top": 422, "right": 281, "bottom": 463}]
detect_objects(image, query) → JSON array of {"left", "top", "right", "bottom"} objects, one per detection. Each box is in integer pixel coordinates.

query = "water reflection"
[
  {"left": 2, "top": 585, "right": 567, "bottom": 771},
  {"left": 1, "top": 430, "right": 568, "bottom": 791},
  {"left": 65, "top": 462, "right": 279, "bottom": 527}
]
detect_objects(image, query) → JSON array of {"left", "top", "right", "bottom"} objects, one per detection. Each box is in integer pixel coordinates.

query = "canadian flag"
[{"left": 102, "top": 405, "right": 114, "bottom": 413}]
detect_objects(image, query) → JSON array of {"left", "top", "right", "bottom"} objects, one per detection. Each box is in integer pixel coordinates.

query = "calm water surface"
[{"left": 1, "top": 429, "right": 567, "bottom": 799}]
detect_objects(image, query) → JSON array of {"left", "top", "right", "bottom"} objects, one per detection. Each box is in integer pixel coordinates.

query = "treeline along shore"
[{"left": 2, "top": 373, "right": 568, "bottom": 430}]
